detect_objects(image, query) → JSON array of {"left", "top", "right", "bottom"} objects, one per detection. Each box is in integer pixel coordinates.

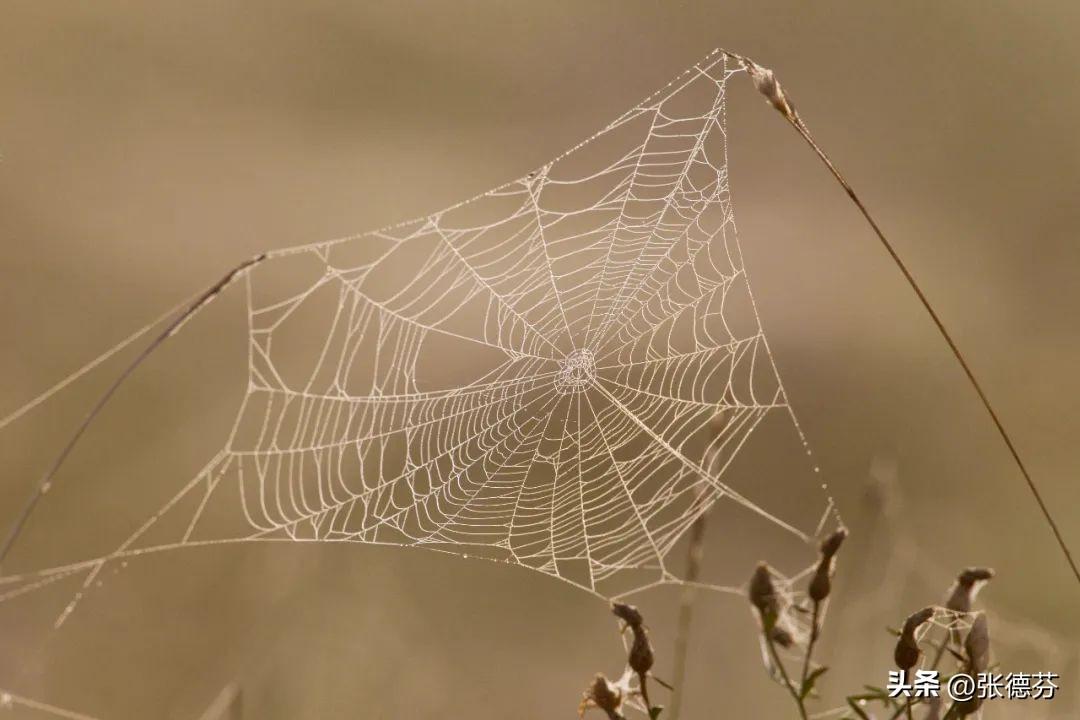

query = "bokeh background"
[{"left": 1, "top": 1, "right": 1078, "bottom": 718}]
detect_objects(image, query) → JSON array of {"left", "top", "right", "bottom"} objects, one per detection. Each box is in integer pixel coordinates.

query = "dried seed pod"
[
  {"left": 945, "top": 567, "right": 995, "bottom": 613},
  {"left": 809, "top": 527, "right": 848, "bottom": 602},
  {"left": 808, "top": 564, "right": 831, "bottom": 602},
  {"left": 964, "top": 614, "right": 990, "bottom": 675},
  {"left": 610, "top": 602, "right": 655, "bottom": 708},
  {"left": 580, "top": 673, "right": 624, "bottom": 720},
  {"left": 894, "top": 607, "right": 935, "bottom": 671},
  {"left": 820, "top": 527, "right": 848, "bottom": 561},
  {"left": 627, "top": 625, "right": 654, "bottom": 677},
  {"left": 749, "top": 563, "right": 780, "bottom": 623},
  {"left": 894, "top": 638, "right": 920, "bottom": 673},
  {"left": 611, "top": 602, "right": 644, "bottom": 629},
  {"left": 955, "top": 614, "right": 991, "bottom": 716}
]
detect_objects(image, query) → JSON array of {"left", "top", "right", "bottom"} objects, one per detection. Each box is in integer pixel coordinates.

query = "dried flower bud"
[
  {"left": 749, "top": 562, "right": 780, "bottom": 623},
  {"left": 611, "top": 602, "right": 643, "bottom": 628},
  {"left": 945, "top": 567, "right": 995, "bottom": 613},
  {"left": 894, "top": 607, "right": 934, "bottom": 671},
  {"left": 894, "top": 638, "right": 919, "bottom": 673},
  {"left": 627, "top": 626, "right": 654, "bottom": 677},
  {"left": 955, "top": 614, "right": 991, "bottom": 716},
  {"left": 610, "top": 601, "right": 655, "bottom": 705},
  {"left": 964, "top": 614, "right": 990, "bottom": 675},
  {"left": 820, "top": 527, "right": 848, "bottom": 560},
  {"left": 809, "top": 527, "right": 848, "bottom": 601},
  {"left": 808, "top": 564, "right": 829, "bottom": 603},
  {"left": 580, "top": 674, "right": 623, "bottom": 720}
]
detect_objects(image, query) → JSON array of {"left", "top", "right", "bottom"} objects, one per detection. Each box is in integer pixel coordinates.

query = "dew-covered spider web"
[
  {"left": 0, "top": 51, "right": 839, "bottom": 621},
  {"left": 3, "top": 47, "right": 1079, "bottom": 720}
]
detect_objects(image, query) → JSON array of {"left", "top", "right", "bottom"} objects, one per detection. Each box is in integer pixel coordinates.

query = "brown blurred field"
[{"left": 0, "top": 2, "right": 1078, "bottom": 718}]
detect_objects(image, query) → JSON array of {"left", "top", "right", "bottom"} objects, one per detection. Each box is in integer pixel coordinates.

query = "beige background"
[{"left": 1, "top": 2, "right": 1078, "bottom": 718}]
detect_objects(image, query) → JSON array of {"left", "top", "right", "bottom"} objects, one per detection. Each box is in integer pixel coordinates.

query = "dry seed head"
[
  {"left": 742, "top": 59, "right": 798, "bottom": 122},
  {"left": 894, "top": 607, "right": 935, "bottom": 671},
  {"left": 581, "top": 673, "right": 624, "bottom": 720},
  {"left": 894, "top": 638, "right": 920, "bottom": 673},
  {"left": 748, "top": 563, "right": 780, "bottom": 621},
  {"left": 955, "top": 614, "right": 991, "bottom": 716},
  {"left": 820, "top": 527, "right": 848, "bottom": 560},
  {"left": 808, "top": 562, "right": 832, "bottom": 603},
  {"left": 610, "top": 602, "right": 654, "bottom": 679},
  {"left": 809, "top": 527, "right": 848, "bottom": 601},
  {"left": 964, "top": 614, "right": 990, "bottom": 675},
  {"left": 611, "top": 602, "right": 644, "bottom": 629},
  {"left": 946, "top": 567, "right": 995, "bottom": 613},
  {"left": 627, "top": 626, "right": 654, "bottom": 677},
  {"left": 958, "top": 567, "right": 995, "bottom": 585}
]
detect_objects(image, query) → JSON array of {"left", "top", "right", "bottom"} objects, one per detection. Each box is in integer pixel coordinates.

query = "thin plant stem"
[
  {"left": 763, "top": 631, "right": 809, "bottom": 720},
  {"left": 638, "top": 675, "right": 652, "bottom": 715},
  {"left": 668, "top": 512, "right": 706, "bottom": 720},
  {"left": 0, "top": 254, "right": 266, "bottom": 571},
  {"left": 726, "top": 51, "right": 1080, "bottom": 586},
  {"left": 800, "top": 599, "right": 822, "bottom": 691},
  {"left": 669, "top": 440, "right": 720, "bottom": 720}
]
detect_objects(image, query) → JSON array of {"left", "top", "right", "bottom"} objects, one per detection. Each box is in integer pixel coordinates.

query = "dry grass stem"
[
  {"left": 734, "top": 51, "right": 1080, "bottom": 586},
  {"left": 669, "top": 411, "right": 725, "bottom": 720}
]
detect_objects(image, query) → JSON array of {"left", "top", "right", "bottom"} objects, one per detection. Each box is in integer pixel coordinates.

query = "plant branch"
[
  {"left": 669, "top": 440, "right": 723, "bottom": 720},
  {"left": 0, "top": 254, "right": 266, "bottom": 571},
  {"left": 763, "top": 631, "right": 808, "bottom": 720},
  {"left": 800, "top": 599, "right": 822, "bottom": 692},
  {"left": 725, "top": 51, "right": 1080, "bottom": 586},
  {"left": 668, "top": 511, "right": 706, "bottom": 720}
]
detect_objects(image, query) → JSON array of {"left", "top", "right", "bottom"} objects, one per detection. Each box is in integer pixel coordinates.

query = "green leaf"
[
  {"left": 800, "top": 666, "right": 829, "bottom": 699},
  {"left": 648, "top": 706, "right": 664, "bottom": 720}
]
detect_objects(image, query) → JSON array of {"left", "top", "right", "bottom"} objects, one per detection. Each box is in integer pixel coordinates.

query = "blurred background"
[{"left": 0, "top": 1, "right": 1078, "bottom": 718}]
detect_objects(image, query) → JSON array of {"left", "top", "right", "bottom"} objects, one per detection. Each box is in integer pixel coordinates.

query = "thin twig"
[
  {"left": 669, "top": 437, "right": 721, "bottom": 720},
  {"left": 800, "top": 600, "right": 822, "bottom": 692},
  {"left": 0, "top": 254, "right": 266, "bottom": 571},
  {"left": 763, "top": 631, "right": 809, "bottom": 720},
  {"left": 638, "top": 676, "right": 652, "bottom": 716},
  {"left": 669, "top": 513, "right": 706, "bottom": 720},
  {"left": 728, "top": 51, "right": 1080, "bottom": 586}
]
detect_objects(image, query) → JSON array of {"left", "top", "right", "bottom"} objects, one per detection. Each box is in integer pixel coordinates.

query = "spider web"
[
  {"left": 0, "top": 689, "right": 98, "bottom": 720},
  {"left": 1, "top": 51, "right": 838, "bottom": 617}
]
